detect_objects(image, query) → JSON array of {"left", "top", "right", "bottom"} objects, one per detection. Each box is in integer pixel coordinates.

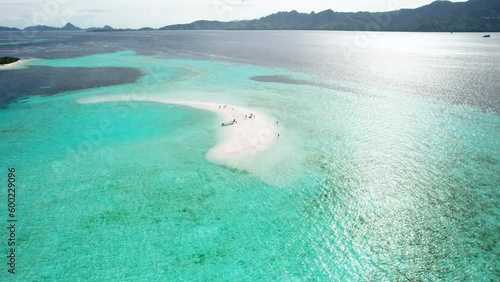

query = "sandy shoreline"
[
  {"left": 0, "top": 59, "right": 35, "bottom": 70},
  {"left": 78, "top": 95, "right": 279, "bottom": 164}
]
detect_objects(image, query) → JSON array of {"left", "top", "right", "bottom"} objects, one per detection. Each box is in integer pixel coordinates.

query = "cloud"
[{"left": 79, "top": 9, "right": 107, "bottom": 13}]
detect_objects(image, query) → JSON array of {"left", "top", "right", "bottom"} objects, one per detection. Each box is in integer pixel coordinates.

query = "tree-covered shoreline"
[
  {"left": 0, "top": 57, "right": 20, "bottom": 65},
  {"left": 160, "top": 0, "right": 500, "bottom": 32}
]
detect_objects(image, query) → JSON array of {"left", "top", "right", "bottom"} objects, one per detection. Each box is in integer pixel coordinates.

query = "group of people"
[
  {"left": 217, "top": 105, "right": 258, "bottom": 121},
  {"left": 217, "top": 104, "right": 281, "bottom": 138},
  {"left": 218, "top": 105, "right": 236, "bottom": 111}
]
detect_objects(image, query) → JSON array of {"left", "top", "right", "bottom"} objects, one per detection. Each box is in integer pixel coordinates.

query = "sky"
[{"left": 0, "top": 0, "right": 467, "bottom": 29}]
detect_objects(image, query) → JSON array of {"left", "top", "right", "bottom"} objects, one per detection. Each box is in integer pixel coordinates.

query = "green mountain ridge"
[
  {"left": 0, "top": 0, "right": 498, "bottom": 32},
  {"left": 160, "top": 0, "right": 500, "bottom": 32},
  {"left": 0, "top": 23, "right": 114, "bottom": 32},
  {"left": 0, "top": 26, "right": 20, "bottom": 31},
  {"left": 23, "top": 22, "right": 82, "bottom": 31}
]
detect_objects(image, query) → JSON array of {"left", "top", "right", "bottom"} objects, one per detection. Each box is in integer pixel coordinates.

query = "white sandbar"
[{"left": 78, "top": 95, "right": 279, "bottom": 164}]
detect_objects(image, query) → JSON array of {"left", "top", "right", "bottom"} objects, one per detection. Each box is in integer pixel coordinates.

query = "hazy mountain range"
[
  {"left": 1, "top": 0, "right": 499, "bottom": 32},
  {"left": 0, "top": 23, "right": 113, "bottom": 32}
]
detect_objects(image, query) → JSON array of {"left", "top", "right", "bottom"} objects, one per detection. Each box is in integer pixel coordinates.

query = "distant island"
[
  {"left": 160, "top": 0, "right": 500, "bottom": 32},
  {"left": 0, "top": 57, "right": 20, "bottom": 65},
  {"left": 23, "top": 22, "right": 82, "bottom": 32},
  {"left": 0, "top": 23, "right": 115, "bottom": 32},
  {"left": 0, "top": 0, "right": 498, "bottom": 32}
]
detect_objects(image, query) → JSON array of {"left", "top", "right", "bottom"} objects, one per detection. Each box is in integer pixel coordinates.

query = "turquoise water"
[{"left": 1, "top": 35, "right": 499, "bottom": 280}]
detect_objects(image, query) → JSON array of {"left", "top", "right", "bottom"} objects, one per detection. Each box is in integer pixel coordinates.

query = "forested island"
[
  {"left": 0, "top": 57, "right": 20, "bottom": 65},
  {"left": 160, "top": 0, "right": 500, "bottom": 32}
]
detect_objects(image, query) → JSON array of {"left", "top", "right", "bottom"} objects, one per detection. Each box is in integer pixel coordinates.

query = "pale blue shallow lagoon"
[{"left": 0, "top": 31, "right": 499, "bottom": 280}]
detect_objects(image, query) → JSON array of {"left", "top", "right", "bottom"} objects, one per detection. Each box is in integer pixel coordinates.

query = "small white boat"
[{"left": 221, "top": 120, "right": 236, "bottom": 126}]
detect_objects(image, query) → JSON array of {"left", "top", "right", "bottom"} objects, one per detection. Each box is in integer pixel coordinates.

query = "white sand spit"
[{"left": 78, "top": 95, "right": 279, "bottom": 164}]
